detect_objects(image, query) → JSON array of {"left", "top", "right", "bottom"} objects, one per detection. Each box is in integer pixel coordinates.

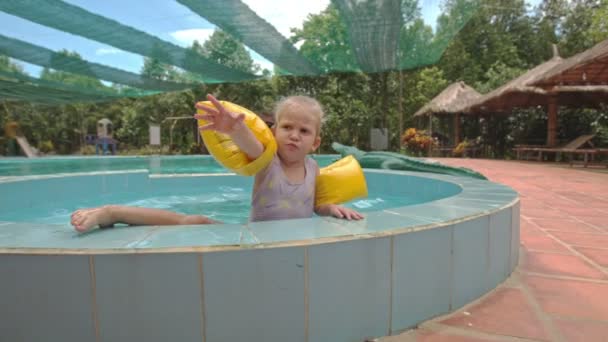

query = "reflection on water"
[{"left": 0, "top": 155, "right": 338, "bottom": 176}]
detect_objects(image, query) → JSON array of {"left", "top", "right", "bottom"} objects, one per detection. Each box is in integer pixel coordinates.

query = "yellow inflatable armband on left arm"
[
  {"left": 197, "top": 101, "right": 276, "bottom": 176},
  {"left": 315, "top": 155, "right": 368, "bottom": 207}
]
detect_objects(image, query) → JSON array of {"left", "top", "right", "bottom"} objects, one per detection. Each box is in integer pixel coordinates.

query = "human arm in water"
[{"left": 194, "top": 94, "right": 264, "bottom": 160}]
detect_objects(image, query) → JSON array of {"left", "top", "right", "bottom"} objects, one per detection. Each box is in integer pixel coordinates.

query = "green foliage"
[
  {"left": 474, "top": 61, "right": 525, "bottom": 93},
  {"left": 588, "top": 0, "right": 608, "bottom": 43},
  {"left": 40, "top": 50, "right": 108, "bottom": 91},
  {"left": 198, "top": 30, "right": 259, "bottom": 74},
  {"left": 0, "top": 55, "right": 25, "bottom": 74},
  {"left": 290, "top": 5, "right": 357, "bottom": 72},
  {"left": 1, "top": 0, "right": 606, "bottom": 159}
]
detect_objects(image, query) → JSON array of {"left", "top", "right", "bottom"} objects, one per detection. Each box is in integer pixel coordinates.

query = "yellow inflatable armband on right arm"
[
  {"left": 315, "top": 155, "right": 368, "bottom": 206},
  {"left": 197, "top": 101, "right": 277, "bottom": 176}
]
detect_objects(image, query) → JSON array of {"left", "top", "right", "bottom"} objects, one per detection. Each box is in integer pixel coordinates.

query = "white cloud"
[
  {"left": 241, "top": 0, "right": 330, "bottom": 38},
  {"left": 169, "top": 2, "right": 331, "bottom": 75},
  {"left": 96, "top": 48, "right": 122, "bottom": 55},
  {"left": 170, "top": 28, "right": 215, "bottom": 47}
]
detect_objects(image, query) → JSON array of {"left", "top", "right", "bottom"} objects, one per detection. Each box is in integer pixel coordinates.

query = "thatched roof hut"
[
  {"left": 463, "top": 55, "right": 563, "bottom": 114},
  {"left": 412, "top": 81, "right": 481, "bottom": 146},
  {"left": 413, "top": 81, "right": 481, "bottom": 117},
  {"left": 462, "top": 43, "right": 608, "bottom": 146},
  {"left": 533, "top": 38, "right": 608, "bottom": 87}
]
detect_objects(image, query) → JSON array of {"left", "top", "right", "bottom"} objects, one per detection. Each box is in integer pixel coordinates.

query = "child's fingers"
[
  {"left": 195, "top": 103, "right": 219, "bottom": 115},
  {"left": 206, "top": 94, "right": 226, "bottom": 113},
  {"left": 332, "top": 207, "right": 344, "bottom": 218},
  {"left": 193, "top": 114, "right": 214, "bottom": 121}
]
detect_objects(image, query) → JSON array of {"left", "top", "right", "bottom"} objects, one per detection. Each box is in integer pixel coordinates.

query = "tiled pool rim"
[{"left": 0, "top": 169, "right": 520, "bottom": 342}]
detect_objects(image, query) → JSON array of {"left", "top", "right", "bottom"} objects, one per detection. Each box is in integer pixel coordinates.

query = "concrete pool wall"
[{"left": 0, "top": 169, "right": 519, "bottom": 342}]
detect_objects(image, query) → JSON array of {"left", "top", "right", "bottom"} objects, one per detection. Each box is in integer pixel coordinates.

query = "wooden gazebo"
[
  {"left": 532, "top": 38, "right": 608, "bottom": 88},
  {"left": 413, "top": 81, "right": 481, "bottom": 146},
  {"left": 464, "top": 43, "right": 608, "bottom": 147}
]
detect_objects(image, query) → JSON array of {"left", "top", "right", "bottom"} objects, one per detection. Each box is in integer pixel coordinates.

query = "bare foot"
[{"left": 70, "top": 206, "right": 114, "bottom": 233}]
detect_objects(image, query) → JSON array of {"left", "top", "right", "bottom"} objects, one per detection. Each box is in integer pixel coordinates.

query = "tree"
[
  {"left": 0, "top": 55, "right": 25, "bottom": 74},
  {"left": 289, "top": 5, "right": 357, "bottom": 72},
  {"left": 40, "top": 50, "right": 106, "bottom": 90},
  {"left": 438, "top": 0, "right": 536, "bottom": 83},
  {"left": 559, "top": 0, "right": 598, "bottom": 56},
  {"left": 586, "top": 0, "right": 608, "bottom": 43},
  {"left": 196, "top": 30, "right": 259, "bottom": 74}
]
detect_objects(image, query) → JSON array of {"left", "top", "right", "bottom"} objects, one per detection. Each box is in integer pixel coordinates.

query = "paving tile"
[
  {"left": 574, "top": 247, "right": 608, "bottom": 267},
  {"left": 441, "top": 288, "right": 550, "bottom": 341},
  {"left": 528, "top": 218, "right": 601, "bottom": 233},
  {"left": 520, "top": 230, "right": 571, "bottom": 253},
  {"left": 553, "top": 318, "right": 608, "bottom": 342},
  {"left": 524, "top": 275, "right": 608, "bottom": 320},
  {"left": 521, "top": 208, "right": 570, "bottom": 219},
  {"left": 552, "top": 206, "right": 607, "bottom": 217},
  {"left": 413, "top": 328, "right": 497, "bottom": 342},
  {"left": 522, "top": 251, "right": 606, "bottom": 279},
  {"left": 550, "top": 232, "right": 608, "bottom": 249},
  {"left": 579, "top": 216, "right": 608, "bottom": 229}
]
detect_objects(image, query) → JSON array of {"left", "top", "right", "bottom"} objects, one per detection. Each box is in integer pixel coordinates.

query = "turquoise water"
[
  {"left": 0, "top": 156, "right": 463, "bottom": 225},
  {"left": 3, "top": 186, "right": 415, "bottom": 225},
  {"left": 0, "top": 155, "right": 338, "bottom": 176}
]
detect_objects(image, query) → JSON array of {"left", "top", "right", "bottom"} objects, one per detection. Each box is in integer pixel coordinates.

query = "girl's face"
[{"left": 273, "top": 107, "right": 321, "bottom": 164}]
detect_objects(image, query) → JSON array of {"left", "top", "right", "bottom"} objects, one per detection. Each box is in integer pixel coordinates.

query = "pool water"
[
  {"left": 0, "top": 156, "right": 463, "bottom": 225},
  {"left": 0, "top": 155, "right": 338, "bottom": 176},
  {"left": 1, "top": 181, "right": 423, "bottom": 225}
]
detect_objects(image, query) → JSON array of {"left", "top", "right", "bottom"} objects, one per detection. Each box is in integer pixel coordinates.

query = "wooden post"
[
  {"left": 454, "top": 113, "right": 461, "bottom": 146},
  {"left": 398, "top": 70, "right": 404, "bottom": 137},
  {"left": 547, "top": 97, "right": 558, "bottom": 147}
]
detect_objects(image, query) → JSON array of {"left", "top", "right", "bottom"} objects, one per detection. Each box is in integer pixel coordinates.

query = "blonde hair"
[{"left": 274, "top": 96, "right": 324, "bottom": 136}]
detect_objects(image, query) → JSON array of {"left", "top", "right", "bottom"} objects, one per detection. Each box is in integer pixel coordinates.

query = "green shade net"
[{"left": 0, "top": 0, "right": 479, "bottom": 105}]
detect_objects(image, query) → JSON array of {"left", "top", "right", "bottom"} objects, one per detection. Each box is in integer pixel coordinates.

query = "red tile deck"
[{"left": 381, "top": 159, "right": 608, "bottom": 342}]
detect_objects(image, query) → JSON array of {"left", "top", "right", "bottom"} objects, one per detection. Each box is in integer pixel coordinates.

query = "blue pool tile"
[
  {"left": 511, "top": 201, "right": 521, "bottom": 271},
  {"left": 132, "top": 224, "right": 245, "bottom": 248},
  {"left": 387, "top": 203, "right": 482, "bottom": 224},
  {"left": 0, "top": 255, "right": 96, "bottom": 341},
  {"left": 94, "top": 253, "right": 203, "bottom": 342},
  {"left": 0, "top": 223, "right": 157, "bottom": 249},
  {"left": 203, "top": 247, "right": 306, "bottom": 342},
  {"left": 457, "top": 192, "right": 518, "bottom": 202},
  {"left": 327, "top": 211, "right": 430, "bottom": 235},
  {"left": 488, "top": 208, "right": 512, "bottom": 288},
  {"left": 309, "top": 238, "right": 391, "bottom": 342},
  {"left": 248, "top": 217, "right": 350, "bottom": 243},
  {"left": 451, "top": 216, "right": 491, "bottom": 310},
  {"left": 392, "top": 227, "right": 452, "bottom": 332}
]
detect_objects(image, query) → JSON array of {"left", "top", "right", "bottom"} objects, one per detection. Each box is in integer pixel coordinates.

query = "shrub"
[{"left": 400, "top": 128, "right": 437, "bottom": 156}]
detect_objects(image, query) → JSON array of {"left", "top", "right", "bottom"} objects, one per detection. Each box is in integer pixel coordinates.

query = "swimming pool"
[
  {"left": 0, "top": 154, "right": 337, "bottom": 176},
  {"left": 0, "top": 157, "right": 519, "bottom": 342}
]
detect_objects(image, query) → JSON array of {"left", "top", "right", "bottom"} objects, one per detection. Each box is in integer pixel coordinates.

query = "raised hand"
[{"left": 194, "top": 94, "right": 246, "bottom": 135}]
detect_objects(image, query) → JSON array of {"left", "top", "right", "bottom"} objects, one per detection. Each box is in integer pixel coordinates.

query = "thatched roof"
[
  {"left": 413, "top": 81, "right": 481, "bottom": 117},
  {"left": 533, "top": 38, "right": 608, "bottom": 87},
  {"left": 463, "top": 56, "right": 563, "bottom": 114}
]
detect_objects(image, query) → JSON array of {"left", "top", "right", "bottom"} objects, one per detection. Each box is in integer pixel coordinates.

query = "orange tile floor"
[{"left": 382, "top": 159, "right": 608, "bottom": 342}]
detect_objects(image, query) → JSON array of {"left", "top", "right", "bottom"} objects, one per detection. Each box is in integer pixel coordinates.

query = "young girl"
[{"left": 71, "top": 94, "right": 362, "bottom": 232}]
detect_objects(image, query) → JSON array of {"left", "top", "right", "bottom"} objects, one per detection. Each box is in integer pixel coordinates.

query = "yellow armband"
[
  {"left": 315, "top": 155, "right": 368, "bottom": 206},
  {"left": 196, "top": 101, "right": 276, "bottom": 176}
]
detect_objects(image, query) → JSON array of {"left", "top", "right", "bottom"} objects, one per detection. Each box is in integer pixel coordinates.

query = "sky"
[{"left": 0, "top": 0, "right": 543, "bottom": 81}]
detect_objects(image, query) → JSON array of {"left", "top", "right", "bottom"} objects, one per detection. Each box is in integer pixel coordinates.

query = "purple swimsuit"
[{"left": 250, "top": 155, "right": 318, "bottom": 222}]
